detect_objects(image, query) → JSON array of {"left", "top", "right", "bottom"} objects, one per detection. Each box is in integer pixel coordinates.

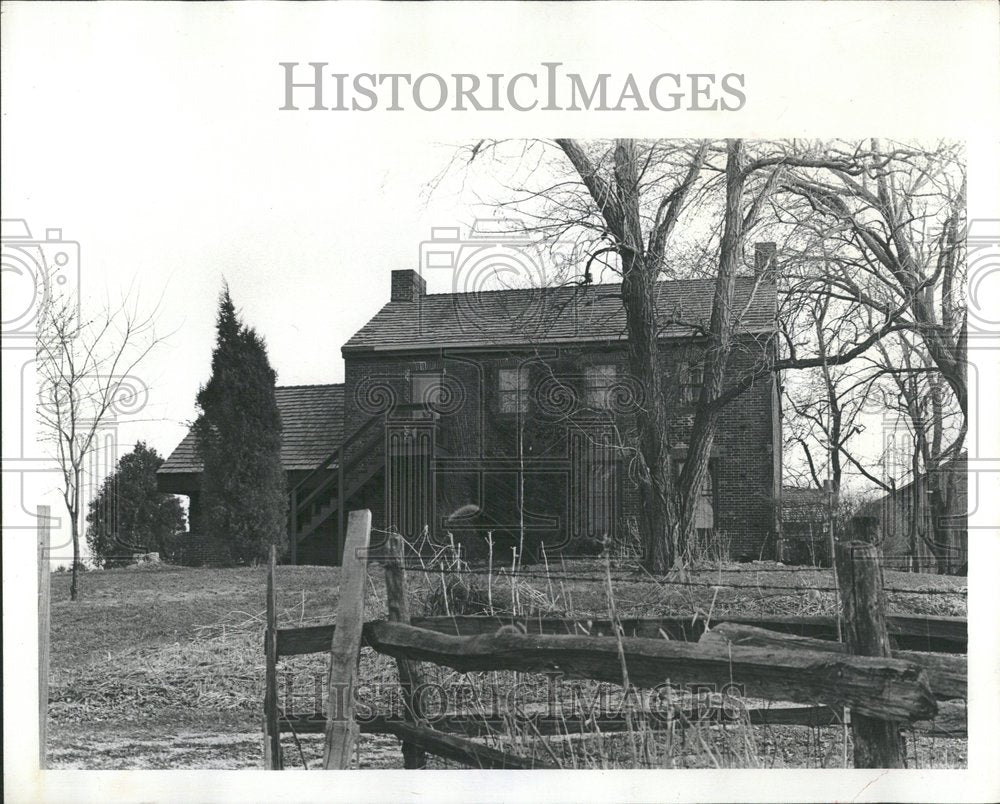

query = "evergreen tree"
[
  {"left": 86, "top": 441, "right": 186, "bottom": 567},
  {"left": 194, "top": 286, "right": 286, "bottom": 563}
]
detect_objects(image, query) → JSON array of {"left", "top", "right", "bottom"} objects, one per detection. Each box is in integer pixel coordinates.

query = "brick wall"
[
  {"left": 341, "top": 335, "right": 779, "bottom": 562},
  {"left": 390, "top": 269, "right": 427, "bottom": 302}
]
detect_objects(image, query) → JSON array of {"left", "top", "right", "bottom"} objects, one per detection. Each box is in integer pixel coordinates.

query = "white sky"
[
  {"left": 3, "top": 3, "right": 999, "bottom": 800},
  {"left": 3, "top": 2, "right": 998, "bottom": 548},
  {"left": 1, "top": 7, "right": 539, "bottom": 474},
  {"left": 2, "top": 3, "right": 997, "bottom": 515}
]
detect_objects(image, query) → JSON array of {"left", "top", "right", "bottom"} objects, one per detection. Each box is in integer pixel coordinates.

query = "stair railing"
[{"left": 288, "top": 404, "right": 441, "bottom": 562}]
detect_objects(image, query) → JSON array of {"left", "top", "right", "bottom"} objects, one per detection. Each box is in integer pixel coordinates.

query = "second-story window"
[
  {"left": 680, "top": 361, "right": 704, "bottom": 405},
  {"left": 498, "top": 367, "right": 529, "bottom": 413},
  {"left": 412, "top": 371, "right": 444, "bottom": 408},
  {"left": 585, "top": 364, "right": 617, "bottom": 409}
]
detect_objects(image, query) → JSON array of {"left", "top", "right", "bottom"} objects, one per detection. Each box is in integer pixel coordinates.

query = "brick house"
[{"left": 159, "top": 254, "right": 783, "bottom": 566}]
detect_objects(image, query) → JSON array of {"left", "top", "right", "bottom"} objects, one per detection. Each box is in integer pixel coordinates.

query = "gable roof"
[
  {"left": 342, "top": 277, "right": 776, "bottom": 353},
  {"left": 158, "top": 384, "right": 344, "bottom": 476}
]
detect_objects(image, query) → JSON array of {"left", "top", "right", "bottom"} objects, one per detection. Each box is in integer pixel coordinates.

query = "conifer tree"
[
  {"left": 85, "top": 441, "right": 186, "bottom": 567},
  {"left": 194, "top": 286, "right": 286, "bottom": 563}
]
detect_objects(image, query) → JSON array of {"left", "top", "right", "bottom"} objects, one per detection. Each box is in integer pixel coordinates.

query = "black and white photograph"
[{"left": 3, "top": 3, "right": 998, "bottom": 802}]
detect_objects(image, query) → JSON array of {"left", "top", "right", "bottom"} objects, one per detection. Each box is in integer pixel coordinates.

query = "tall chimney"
[
  {"left": 391, "top": 269, "right": 427, "bottom": 302},
  {"left": 754, "top": 242, "right": 777, "bottom": 280}
]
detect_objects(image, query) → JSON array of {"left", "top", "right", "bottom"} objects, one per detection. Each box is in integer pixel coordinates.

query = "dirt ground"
[{"left": 45, "top": 560, "right": 967, "bottom": 770}]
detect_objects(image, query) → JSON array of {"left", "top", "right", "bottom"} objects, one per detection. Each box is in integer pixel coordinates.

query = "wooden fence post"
[
  {"left": 835, "top": 540, "right": 905, "bottom": 768},
  {"left": 263, "top": 543, "right": 282, "bottom": 769},
  {"left": 384, "top": 531, "right": 427, "bottom": 769},
  {"left": 323, "top": 509, "right": 372, "bottom": 769},
  {"left": 38, "top": 505, "right": 51, "bottom": 770}
]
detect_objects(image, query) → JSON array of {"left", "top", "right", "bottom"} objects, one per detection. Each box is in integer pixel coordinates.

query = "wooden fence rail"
[
  {"left": 262, "top": 511, "right": 966, "bottom": 771},
  {"left": 275, "top": 612, "right": 966, "bottom": 657},
  {"left": 373, "top": 720, "right": 557, "bottom": 770},
  {"left": 363, "top": 621, "right": 936, "bottom": 722},
  {"left": 701, "top": 622, "right": 967, "bottom": 700}
]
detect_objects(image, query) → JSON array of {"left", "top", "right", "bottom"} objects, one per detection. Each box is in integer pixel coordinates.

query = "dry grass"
[{"left": 46, "top": 546, "right": 967, "bottom": 770}]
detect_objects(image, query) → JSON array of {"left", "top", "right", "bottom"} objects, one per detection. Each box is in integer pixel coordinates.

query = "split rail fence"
[{"left": 263, "top": 509, "right": 967, "bottom": 770}]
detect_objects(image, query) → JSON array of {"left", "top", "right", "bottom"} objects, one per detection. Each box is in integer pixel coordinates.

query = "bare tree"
[
  {"left": 781, "top": 291, "right": 885, "bottom": 496},
  {"left": 36, "top": 290, "right": 163, "bottom": 600},
  {"left": 765, "top": 140, "right": 966, "bottom": 571},
  {"left": 765, "top": 140, "right": 966, "bottom": 414},
  {"left": 452, "top": 138, "right": 781, "bottom": 571},
  {"left": 445, "top": 138, "right": 966, "bottom": 573},
  {"left": 871, "top": 331, "right": 964, "bottom": 571}
]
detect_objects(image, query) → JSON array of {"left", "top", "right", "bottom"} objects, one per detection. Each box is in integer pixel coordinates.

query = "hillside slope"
[{"left": 45, "top": 562, "right": 967, "bottom": 769}]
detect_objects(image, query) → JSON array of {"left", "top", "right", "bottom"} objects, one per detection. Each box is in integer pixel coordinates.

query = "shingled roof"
[
  {"left": 158, "top": 384, "right": 344, "bottom": 476},
  {"left": 343, "top": 277, "right": 776, "bottom": 353}
]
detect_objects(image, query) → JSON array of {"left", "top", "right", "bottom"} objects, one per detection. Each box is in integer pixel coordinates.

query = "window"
[
  {"left": 570, "top": 429, "right": 619, "bottom": 540},
  {"left": 680, "top": 361, "right": 704, "bottom": 405},
  {"left": 585, "top": 364, "right": 617, "bottom": 409},
  {"left": 498, "top": 367, "right": 529, "bottom": 413},
  {"left": 676, "top": 459, "right": 716, "bottom": 529},
  {"left": 411, "top": 371, "right": 443, "bottom": 408}
]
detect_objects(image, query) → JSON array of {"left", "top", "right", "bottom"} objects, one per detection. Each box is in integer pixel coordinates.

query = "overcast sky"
[
  {"left": 4, "top": 9, "right": 998, "bottom": 797},
  {"left": 3, "top": 3, "right": 996, "bottom": 557},
  {"left": 1, "top": 7, "right": 537, "bottom": 471}
]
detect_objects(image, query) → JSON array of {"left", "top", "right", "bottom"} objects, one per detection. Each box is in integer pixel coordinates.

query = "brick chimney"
[
  {"left": 391, "top": 269, "right": 427, "bottom": 302},
  {"left": 754, "top": 242, "right": 777, "bottom": 280}
]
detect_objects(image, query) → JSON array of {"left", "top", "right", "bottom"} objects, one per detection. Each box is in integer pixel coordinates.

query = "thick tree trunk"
[
  {"left": 613, "top": 142, "right": 678, "bottom": 573},
  {"left": 640, "top": 483, "right": 677, "bottom": 571},
  {"left": 621, "top": 259, "right": 675, "bottom": 571},
  {"left": 927, "top": 467, "right": 959, "bottom": 574},
  {"left": 678, "top": 139, "right": 748, "bottom": 558},
  {"left": 554, "top": 137, "right": 712, "bottom": 572}
]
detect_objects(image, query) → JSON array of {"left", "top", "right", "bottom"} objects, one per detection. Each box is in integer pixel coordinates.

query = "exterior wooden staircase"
[
  {"left": 287, "top": 404, "right": 441, "bottom": 564},
  {"left": 287, "top": 414, "right": 385, "bottom": 564}
]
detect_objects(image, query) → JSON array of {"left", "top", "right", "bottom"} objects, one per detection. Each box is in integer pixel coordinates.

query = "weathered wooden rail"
[
  {"left": 701, "top": 622, "right": 966, "bottom": 700},
  {"left": 275, "top": 611, "right": 966, "bottom": 656},
  {"left": 262, "top": 511, "right": 968, "bottom": 771},
  {"left": 363, "top": 621, "right": 936, "bottom": 721}
]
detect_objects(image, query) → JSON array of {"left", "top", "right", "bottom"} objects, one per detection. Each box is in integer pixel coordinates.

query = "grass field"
[{"left": 46, "top": 559, "right": 968, "bottom": 770}]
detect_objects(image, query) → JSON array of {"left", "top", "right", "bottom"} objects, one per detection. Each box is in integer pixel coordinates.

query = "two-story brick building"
[{"left": 159, "top": 252, "right": 782, "bottom": 566}]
